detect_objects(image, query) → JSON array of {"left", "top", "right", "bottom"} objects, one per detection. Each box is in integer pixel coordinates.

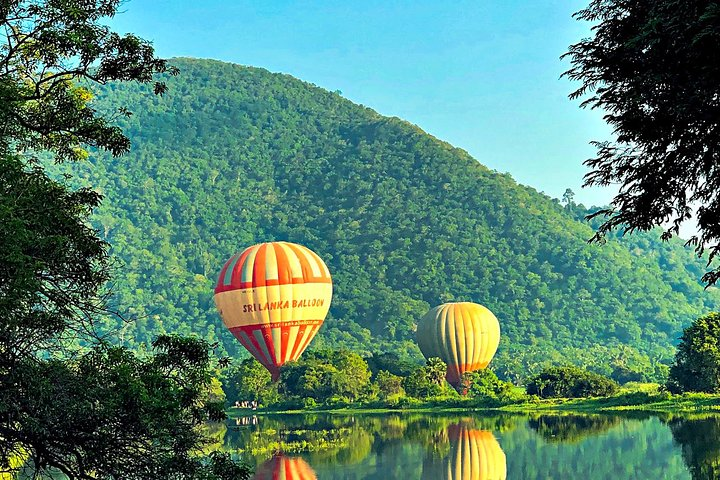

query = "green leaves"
[
  {"left": 1, "top": 4, "right": 248, "bottom": 479},
  {"left": 565, "top": 0, "right": 720, "bottom": 285},
  {"left": 1, "top": 0, "right": 177, "bottom": 161},
  {"left": 278, "top": 350, "right": 373, "bottom": 404},
  {"left": 668, "top": 312, "right": 720, "bottom": 393},
  {"left": 1, "top": 342, "right": 251, "bottom": 479},
  {"left": 526, "top": 366, "right": 620, "bottom": 398}
]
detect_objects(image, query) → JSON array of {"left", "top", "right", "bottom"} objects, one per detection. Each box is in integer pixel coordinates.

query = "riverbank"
[{"left": 227, "top": 391, "right": 720, "bottom": 417}]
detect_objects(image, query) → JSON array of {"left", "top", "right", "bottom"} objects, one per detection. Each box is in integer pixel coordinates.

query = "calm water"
[{"left": 223, "top": 412, "right": 720, "bottom": 480}]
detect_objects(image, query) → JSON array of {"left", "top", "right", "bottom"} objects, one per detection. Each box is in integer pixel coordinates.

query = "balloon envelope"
[
  {"left": 214, "top": 242, "right": 332, "bottom": 380},
  {"left": 252, "top": 455, "right": 317, "bottom": 480},
  {"left": 416, "top": 302, "right": 500, "bottom": 389},
  {"left": 422, "top": 424, "right": 506, "bottom": 480}
]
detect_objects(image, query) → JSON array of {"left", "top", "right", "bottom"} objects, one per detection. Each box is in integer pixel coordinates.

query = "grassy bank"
[
  {"left": 505, "top": 392, "right": 720, "bottom": 414},
  {"left": 227, "top": 387, "right": 720, "bottom": 417}
]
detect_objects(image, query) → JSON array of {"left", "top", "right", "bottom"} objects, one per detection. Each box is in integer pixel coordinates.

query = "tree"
[
  {"left": 223, "top": 358, "right": 276, "bottom": 405},
  {"left": 279, "top": 361, "right": 338, "bottom": 403},
  {"left": 402, "top": 358, "right": 450, "bottom": 399},
  {"left": 526, "top": 366, "right": 619, "bottom": 398},
  {"left": 667, "top": 312, "right": 720, "bottom": 393},
  {"left": 375, "top": 370, "right": 405, "bottom": 400},
  {"left": 610, "top": 365, "right": 646, "bottom": 385},
  {"left": 564, "top": 0, "right": 720, "bottom": 284},
  {"left": 278, "top": 350, "right": 373, "bottom": 404},
  {"left": 462, "top": 369, "right": 514, "bottom": 401},
  {"left": 426, "top": 357, "right": 448, "bottom": 386},
  {"left": 1, "top": 0, "right": 177, "bottom": 161},
  {"left": 325, "top": 350, "right": 373, "bottom": 401},
  {"left": 366, "top": 352, "right": 416, "bottom": 378},
  {"left": 0, "top": 1, "right": 248, "bottom": 478}
]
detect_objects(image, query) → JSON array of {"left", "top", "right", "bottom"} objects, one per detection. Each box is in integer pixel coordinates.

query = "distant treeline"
[{"left": 219, "top": 349, "right": 636, "bottom": 410}]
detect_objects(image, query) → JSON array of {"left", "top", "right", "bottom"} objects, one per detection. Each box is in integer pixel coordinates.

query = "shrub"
[
  {"left": 526, "top": 366, "right": 619, "bottom": 398},
  {"left": 375, "top": 370, "right": 405, "bottom": 400},
  {"left": 611, "top": 366, "right": 647, "bottom": 385},
  {"left": 402, "top": 358, "right": 450, "bottom": 399},
  {"left": 463, "top": 369, "right": 514, "bottom": 401}
]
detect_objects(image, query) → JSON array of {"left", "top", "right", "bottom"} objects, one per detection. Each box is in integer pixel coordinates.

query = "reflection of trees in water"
[
  {"left": 223, "top": 413, "right": 519, "bottom": 476},
  {"left": 224, "top": 414, "right": 373, "bottom": 467},
  {"left": 667, "top": 415, "right": 720, "bottom": 480},
  {"left": 308, "top": 428, "right": 373, "bottom": 466},
  {"left": 420, "top": 423, "right": 506, "bottom": 480},
  {"left": 252, "top": 454, "right": 317, "bottom": 480},
  {"left": 396, "top": 414, "right": 519, "bottom": 462},
  {"left": 528, "top": 414, "right": 621, "bottom": 444},
  {"left": 221, "top": 413, "right": 696, "bottom": 479}
]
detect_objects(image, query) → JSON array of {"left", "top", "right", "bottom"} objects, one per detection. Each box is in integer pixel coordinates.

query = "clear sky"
[{"left": 109, "top": 0, "right": 615, "bottom": 206}]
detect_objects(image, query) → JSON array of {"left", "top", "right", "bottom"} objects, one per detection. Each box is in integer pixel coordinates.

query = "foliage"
[
  {"left": 462, "top": 369, "right": 516, "bottom": 402},
  {"left": 667, "top": 312, "right": 720, "bottom": 394},
  {"left": 0, "top": 0, "right": 177, "bottom": 161},
  {"left": 0, "top": 152, "right": 109, "bottom": 355},
  {"left": 223, "top": 358, "right": 276, "bottom": 405},
  {"left": 403, "top": 358, "right": 452, "bottom": 399},
  {"left": 526, "top": 366, "right": 619, "bottom": 399},
  {"left": 0, "top": 3, "right": 247, "bottom": 479},
  {"left": 1, "top": 330, "right": 250, "bottom": 478},
  {"left": 611, "top": 366, "right": 646, "bottom": 385},
  {"left": 366, "top": 352, "right": 417, "bottom": 378},
  {"left": 46, "top": 58, "right": 720, "bottom": 378},
  {"left": 278, "top": 350, "right": 373, "bottom": 404},
  {"left": 564, "top": 0, "right": 720, "bottom": 285},
  {"left": 375, "top": 370, "right": 405, "bottom": 400}
]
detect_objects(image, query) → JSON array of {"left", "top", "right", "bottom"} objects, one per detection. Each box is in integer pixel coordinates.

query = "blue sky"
[{"left": 110, "top": 0, "right": 614, "bottom": 206}]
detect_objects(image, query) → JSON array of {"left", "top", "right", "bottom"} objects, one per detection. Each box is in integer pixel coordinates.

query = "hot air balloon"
[
  {"left": 214, "top": 242, "right": 332, "bottom": 380},
  {"left": 252, "top": 455, "right": 317, "bottom": 480},
  {"left": 416, "top": 302, "right": 500, "bottom": 391},
  {"left": 422, "top": 424, "right": 507, "bottom": 480}
]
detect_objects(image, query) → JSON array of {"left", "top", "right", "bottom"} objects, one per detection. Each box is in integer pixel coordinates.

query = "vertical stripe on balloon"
[{"left": 215, "top": 242, "right": 332, "bottom": 381}]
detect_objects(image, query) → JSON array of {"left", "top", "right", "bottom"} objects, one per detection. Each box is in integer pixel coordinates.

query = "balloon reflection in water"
[
  {"left": 423, "top": 423, "right": 506, "bottom": 480},
  {"left": 252, "top": 454, "right": 317, "bottom": 480}
]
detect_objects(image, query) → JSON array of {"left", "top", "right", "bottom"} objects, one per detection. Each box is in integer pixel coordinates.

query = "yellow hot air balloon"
[
  {"left": 422, "top": 424, "right": 507, "bottom": 480},
  {"left": 252, "top": 455, "right": 317, "bottom": 480},
  {"left": 416, "top": 302, "right": 500, "bottom": 390},
  {"left": 214, "top": 242, "right": 332, "bottom": 380}
]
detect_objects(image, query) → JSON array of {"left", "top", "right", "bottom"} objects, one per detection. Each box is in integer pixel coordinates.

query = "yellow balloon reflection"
[
  {"left": 423, "top": 423, "right": 507, "bottom": 480},
  {"left": 252, "top": 454, "right": 317, "bottom": 480}
]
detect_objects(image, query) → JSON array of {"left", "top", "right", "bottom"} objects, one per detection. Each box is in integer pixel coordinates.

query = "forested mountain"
[{"left": 54, "top": 58, "right": 720, "bottom": 378}]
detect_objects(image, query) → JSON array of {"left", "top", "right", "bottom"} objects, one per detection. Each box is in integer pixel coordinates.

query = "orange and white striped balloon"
[{"left": 214, "top": 242, "right": 332, "bottom": 380}]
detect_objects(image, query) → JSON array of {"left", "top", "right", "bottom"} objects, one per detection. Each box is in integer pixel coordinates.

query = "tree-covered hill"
[{"left": 55, "top": 58, "right": 720, "bottom": 378}]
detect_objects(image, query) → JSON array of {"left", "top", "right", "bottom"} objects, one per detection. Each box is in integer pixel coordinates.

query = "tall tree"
[
  {"left": 564, "top": 0, "right": 720, "bottom": 284},
  {"left": 667, "top": 312, "right": 720, "bottom": 393},
  {"left": 0, "top": 1, "right": 248, "bottom": 478}
]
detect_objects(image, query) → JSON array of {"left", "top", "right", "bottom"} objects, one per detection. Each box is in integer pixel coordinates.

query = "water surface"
[{"left": 224, "top": 412, "right": 720, "bottom": 479}]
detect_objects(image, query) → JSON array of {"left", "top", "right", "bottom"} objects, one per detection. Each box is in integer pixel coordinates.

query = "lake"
[{"left": 223, "top": 411, "right": 720, "bottom": 479}]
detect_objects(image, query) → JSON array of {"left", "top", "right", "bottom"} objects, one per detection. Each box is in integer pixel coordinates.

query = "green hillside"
[{"left": 55, "top": 58, "right": 719, "bottom": 379}]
